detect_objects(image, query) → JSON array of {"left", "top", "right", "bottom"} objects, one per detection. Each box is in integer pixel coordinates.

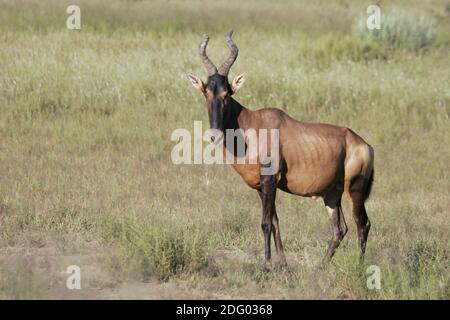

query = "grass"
[
  {"left": 0, "top": 0, "right": 449, "bottom": 299},
  {"left": 354, "top": 8, "right": 437, "bottom": 52}
]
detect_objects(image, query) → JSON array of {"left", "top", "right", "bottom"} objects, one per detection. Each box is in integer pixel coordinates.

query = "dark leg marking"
[{"left": 258, "top": 174, "right": 277, "bottom": 263}]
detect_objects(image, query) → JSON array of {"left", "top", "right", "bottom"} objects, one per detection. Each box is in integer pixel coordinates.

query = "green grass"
[
  {"left": 0, "top": 0, "right": 449, "bottom": 299},
  {"left": 354, "top": 8, "right": 438, "bottom": 52}
]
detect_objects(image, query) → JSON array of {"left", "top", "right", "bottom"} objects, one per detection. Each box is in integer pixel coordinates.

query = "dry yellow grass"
[{"left": 0, "top": 0, "right": 449, "bottom": 299}]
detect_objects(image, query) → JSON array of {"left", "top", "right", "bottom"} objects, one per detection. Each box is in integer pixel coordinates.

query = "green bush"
[
  {"left": 98, "top": 215, "right": 210, "bottom": 281},
  {"left": 353, "top": 9, "right": 436, "bottom": 52}
]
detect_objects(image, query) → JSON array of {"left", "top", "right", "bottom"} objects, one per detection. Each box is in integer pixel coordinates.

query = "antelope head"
[{"left": 187, "top": 31, "right": 245, "bottom": 143}]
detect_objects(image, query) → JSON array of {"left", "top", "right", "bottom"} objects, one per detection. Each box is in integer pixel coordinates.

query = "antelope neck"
[{"left": 224, "top": 98, "right": 250, "bottom": 132}]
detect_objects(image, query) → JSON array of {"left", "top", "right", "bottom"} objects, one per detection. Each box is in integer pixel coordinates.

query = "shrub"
[
  {"left": 353, "top": 9, "right": 436, "bottom": 52},
  {"left": 98, "top": 214, "right": 210, "bottom": 281}
]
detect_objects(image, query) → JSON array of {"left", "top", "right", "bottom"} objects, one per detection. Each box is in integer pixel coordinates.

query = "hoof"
[
  {"left": 320, "top": 255, "right": 332, "bottom": 270},
  {"left": 263, "top": 260, "right": 272, "bottom": 271},
  {"left": 275, "top": 255, "right": 287, "bottom": 268}
]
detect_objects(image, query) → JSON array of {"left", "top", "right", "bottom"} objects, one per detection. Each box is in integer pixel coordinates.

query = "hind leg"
[
  {"left": 348, "top": 178, "right": 371, "bottom": 259},
  {"left": 324, "top": 190, "right": 348, "bottom": 260}
]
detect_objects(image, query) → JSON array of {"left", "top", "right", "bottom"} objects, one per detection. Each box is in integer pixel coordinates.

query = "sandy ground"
[
  {"left": 0, "top": 241, "right": 254, "bottom": 299},
  {"left": 0, "top": 239, "right": 315, "bottom": 299}
]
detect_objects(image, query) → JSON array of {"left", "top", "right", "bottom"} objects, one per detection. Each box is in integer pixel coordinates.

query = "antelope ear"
[
  {"left": 187, "top": 73, "right": 205, "bottom": 93},
  {"left": 231, "top": 73, "right": 245, "bottom": 93}
]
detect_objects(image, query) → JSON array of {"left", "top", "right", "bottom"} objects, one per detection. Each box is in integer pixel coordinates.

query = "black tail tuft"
[{"left": 363, "top": 169, "right": 374, "bottom": 202}]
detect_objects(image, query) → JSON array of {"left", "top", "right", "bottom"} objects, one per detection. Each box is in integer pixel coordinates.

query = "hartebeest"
[{"left": 187, "top": 31, "right": 374, "bottom": 266}]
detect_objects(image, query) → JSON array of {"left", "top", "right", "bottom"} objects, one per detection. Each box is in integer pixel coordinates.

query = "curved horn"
[
  {"left": 198, "top": 34, "right": 217, "bottom": 76},
  {"left": 218, "top": 30, "right": 238, "bottom": 76}
]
